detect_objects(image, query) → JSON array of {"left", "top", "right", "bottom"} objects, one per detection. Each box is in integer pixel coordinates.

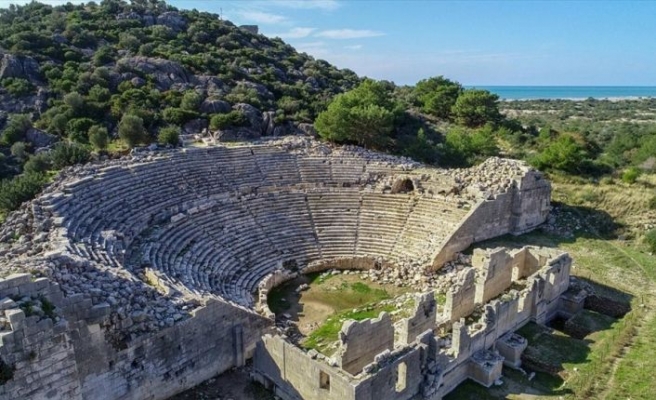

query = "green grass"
[
  {"left": 518, "top": 323, "right": 591, "bottom": 373},
  {"left": 302, "top": 304, "right": 395, "bottom": 355},
  {"left": 567, "top": 309, "right": 617, "bottom": 335},
  {"left": 306, "top": 280, "right": 393, "bottom": 312},
  {"left": 605, "top": 313, "right": 656, "bottom": 400}
]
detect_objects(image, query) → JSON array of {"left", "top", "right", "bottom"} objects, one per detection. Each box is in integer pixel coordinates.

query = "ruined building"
[{"left": 0, "top": 137, "right": 567, "bottom": 399}]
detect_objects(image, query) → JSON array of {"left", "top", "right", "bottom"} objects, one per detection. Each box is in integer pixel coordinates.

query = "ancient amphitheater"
[{"left": 0, "top": 137, "right": 582, "bottom": 400}]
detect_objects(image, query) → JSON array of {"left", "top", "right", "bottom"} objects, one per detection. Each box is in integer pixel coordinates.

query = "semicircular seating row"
[{"left": 42, "top": 145, "right": 470, "bottom": 307}]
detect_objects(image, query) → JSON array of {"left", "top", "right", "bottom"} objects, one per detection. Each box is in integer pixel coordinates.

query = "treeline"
[{"left": 315, "top": 79, "right": 656, "bottom": 179}]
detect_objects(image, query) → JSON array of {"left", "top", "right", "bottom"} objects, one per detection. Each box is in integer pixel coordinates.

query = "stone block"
[
  {"left": 0, "top": 297, "right": 17, "bottom": 311},
  {"left": 6, "top": 309, "right": 25, "bottom": 330}
]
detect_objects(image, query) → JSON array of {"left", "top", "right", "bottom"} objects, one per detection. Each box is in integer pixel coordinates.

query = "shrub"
[
  {"left": 118, "top": 114, "right": 145, "bottom": 148},
  {"left": 621, "top": 167, "right": 641, "bottom": 184},
  {"left": 645, "top": 229, "right": 656, "bottom": 253},
  {"left": 180, "top": 91, "right": 203, "bottom": 111},
  {"left": 66, "top": 118, "right": 95, "bottom": 142},
  {"left": 23, "top": 153, "right": 52, "bottom": 174},
  {"left": 1, "top": 78, "right": 35, "bottom": 96},
  {"left": 157, "top": 125, "right": 180, "bottom": 147},
  {"left": 209, "top": 111, "right": 248, "bottom": 130},
  {"left": 10, "top": 142, "right": 29, "bottom": 162},
  {"left": 1, "top": 114, "right": 31, "bottom": 145},
  {"left": 0, "top": 173, "right": 47, "bottom": 213},
  {"left": 50, "top": 142, "right": 91, "bottom": 169},
  {"left": 88, "top": 125, "right": 108, "bottom": 151},
  {"left": 161, "top": 107, "right": 199, "bottom": 125}
]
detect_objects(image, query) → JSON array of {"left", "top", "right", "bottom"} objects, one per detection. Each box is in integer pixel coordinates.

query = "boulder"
[
  {"left": 117, "top": 57, "right": 192, "bottom": 90},
  {"left": 296, "top": 123, "right": 318, "bottom": 137},
  {"left": 233, "top": 103, "right": 263, "bottom": 133},
  {"left": 0, "top": 53, "right": 42, "bottom": 83},
  {"left": 131, "top": 77, "right": 146, "bottom": 88},
  {"left": 195, "top": 75, "right": 227, "bottom": 95},
  {"left": 156, "top": 12, "right": 187, "bottom": 32},
  {"left": 236, "top": 80, "right": 274, "bottom": 100},
  {"left": 25, "top": 128, "right": 58, "bottom": 149},
  {"left": 199, "top": 98, "right": 231, "bottom": 114},
  {"left": 214, "top": 127, "right": 261, "bottom": 142},
  {"left": 183, "top": 118, "right": 208, "bottom": 134}
]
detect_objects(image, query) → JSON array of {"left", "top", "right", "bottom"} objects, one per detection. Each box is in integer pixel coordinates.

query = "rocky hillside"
[{"left": 0, "top": 0, "right": 359, "bottom": 148}]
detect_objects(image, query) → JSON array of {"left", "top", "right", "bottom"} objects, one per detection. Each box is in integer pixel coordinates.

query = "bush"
[
  {"left": 161, "top": 107, "right": 199, "bottom": 125},
  {"left": 157, "top": 125, "right": 180, "bottom": 146},
  {"left": 209, "top": 111, "right": 248, "bottom": 130},
  {"left": 50, "top": 142, "right": 90, "bottom": 169},
  {"left": 621, "top": 167, "right": 641, "bottom": 184},
  {"left": 23, "top": 153, "right": 52, "bottom": 174},
  {"left": 10, "top": 142, "right": 29, "bottom": 162},
  {"left": 1, "top": 78, "right": 35, "bottom": 96},
  {"left": 180, "top": 91, "right": 203, "bottom": 111},
  {"left": 88, "top": 125, "right": 108, "bottom": 151},
  {"left": 0, "top": 173, "right": 47, "bottom": 213},
  {"left": 645, "top": 229, "right": 656, "bottom": 253},
  {"left": 650, "top": 196, "right": 656, "bottom": 210},
  {"left": 1, "top": 114, "right": 32, "bottom": 145},
  {"left": 66, "top": 118, "right": 95, "bottom": 142},
  {"left": 118, "top": 114, "right": 145, "bottom": 148}
]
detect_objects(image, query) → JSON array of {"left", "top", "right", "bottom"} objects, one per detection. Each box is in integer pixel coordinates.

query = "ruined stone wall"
[
  {"left": 0, "top": 274, "right": 272, "bottom": 400},
  {"left": 254, "top": 335, "right": 357, "bottom": 400},
  {"left": 254, "top": 248, "right": 572, "bottom": 400},
  {"left": 336, "top": 312, "right": 394, "bottom": 375},
  {"left": 443, "top": 269, "right": 476, "bottom": 323},
  {"left": 473, "top": 248, "right": 513, "bottom": 304},
  {"left": 397, "top": 292, "right": 437, "bottom": 345},
  {"left": 75, "top": 299, "right": 271, "bottom": 400},
  {"left": 432, "top": 171, "right": 551, "bottom": 269}
]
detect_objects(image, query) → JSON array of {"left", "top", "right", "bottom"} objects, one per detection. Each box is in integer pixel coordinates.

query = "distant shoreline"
[{"left": 467, "top": 86, "right": 656, "bottom": 101}]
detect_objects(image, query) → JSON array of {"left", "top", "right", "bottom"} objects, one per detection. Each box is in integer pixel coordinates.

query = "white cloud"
[
  {"left": 268, "top": 0, "right": 341, "bottom": 11},
  {"left": 269, "top": 27, "right": 316, "bottom": 39},
  {"left": 315, "top": 29, "right": 385, "bottom": 39},
  {"left": 295, "top": 41, "right": 330, "bottom": 57},
  {"left": 237, "top": 10, "right": 287, "bottom": 24},
  {"left": 344, "top": 44, "right": 363, "bottom": 50}
]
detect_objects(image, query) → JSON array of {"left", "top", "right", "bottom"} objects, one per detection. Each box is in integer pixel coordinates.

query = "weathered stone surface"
[
  {"left": 0, "top": 53, "right": 42, "bottom": 83},
  {"left": 25, "top": 127, "right": 58, "bottom": 148},
  {"left": 156, "top": 11, "right": 186, "bottom": 32},
  {"left": 117, "top": 56, "right": 193, "bottom": 90},
  {"left": 199, "top": 98, "right": 231, "bottom": 114}
]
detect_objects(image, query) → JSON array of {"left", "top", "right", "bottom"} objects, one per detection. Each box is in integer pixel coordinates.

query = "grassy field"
[
  {"left": 268, "top": 272, "right": 412, "bottom": 356},
  {"left": 449, "top": 177, "right": 656, "bottom": 399}
]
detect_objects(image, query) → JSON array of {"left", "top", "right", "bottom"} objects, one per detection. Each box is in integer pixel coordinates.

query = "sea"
[{"left": 469, "top": 86, "right": 656, "bottom": 101}]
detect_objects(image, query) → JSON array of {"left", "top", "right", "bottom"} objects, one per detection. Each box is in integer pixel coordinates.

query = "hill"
[{"left": 0, "top": 0, "right": 359, "bottom": 153}]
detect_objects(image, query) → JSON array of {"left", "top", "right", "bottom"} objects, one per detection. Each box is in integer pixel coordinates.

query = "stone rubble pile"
[
  {"left": 450, "top": 157, "right": 530, "bottom": 198},
  {"left": 359, "top": 253, "right": 472, "bottom": 293}
]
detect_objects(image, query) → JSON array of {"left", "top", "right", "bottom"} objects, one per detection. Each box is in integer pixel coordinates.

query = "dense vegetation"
[{"left": 0, "top": 0, "right": 359, "bottom": 218}]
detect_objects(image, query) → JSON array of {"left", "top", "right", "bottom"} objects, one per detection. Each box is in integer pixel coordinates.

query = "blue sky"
[
  {"left": 3, "top": 0, "right": 655, "bottom": 86},
  {"left": 175, "top": 0, "right": 656, "bottom": 86}
]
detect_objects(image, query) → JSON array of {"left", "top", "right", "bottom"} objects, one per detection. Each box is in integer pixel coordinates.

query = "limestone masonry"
[{"left": 0, "top": 137, "right": 567, "bottom": 399}]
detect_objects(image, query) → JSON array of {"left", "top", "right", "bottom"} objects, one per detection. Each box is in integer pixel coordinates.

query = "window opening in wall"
[
  {"left": 320, "top": 370, "right": 331, "bottom": 391},
  {"left": 395, "top": 362, "right": 407, "bottom": 392}
]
